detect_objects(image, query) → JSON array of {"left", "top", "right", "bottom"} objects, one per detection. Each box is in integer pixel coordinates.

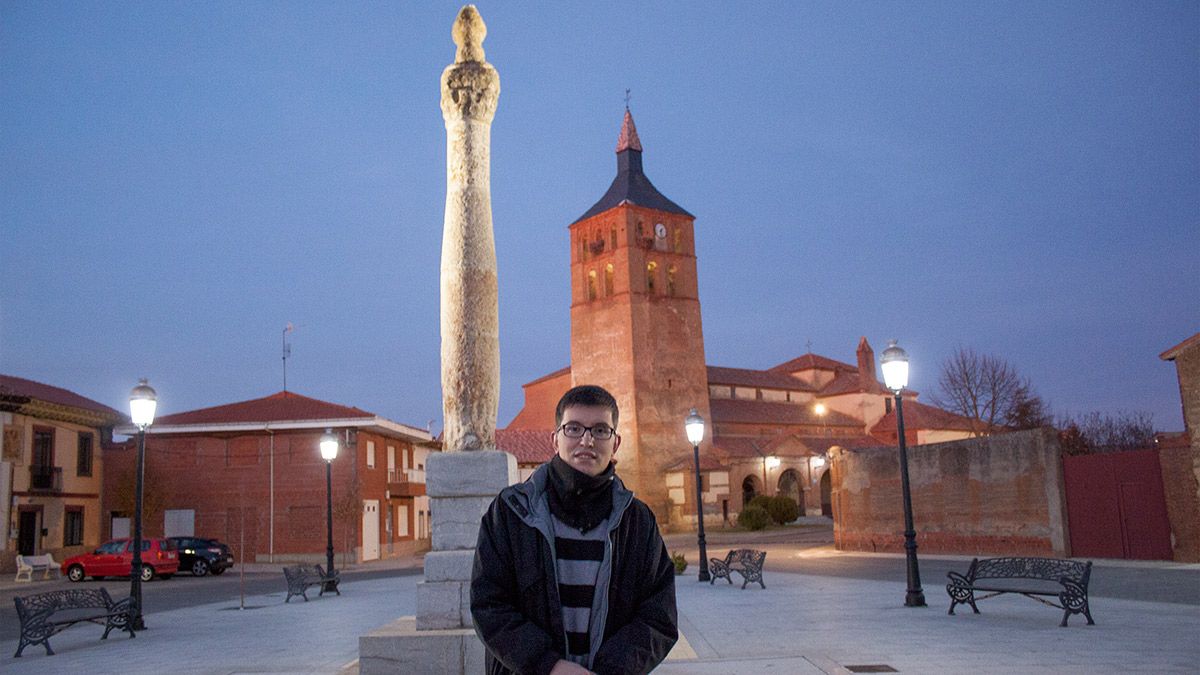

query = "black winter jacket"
[{"left": 470, "top": 463, "right": 678, "bottom": 675}]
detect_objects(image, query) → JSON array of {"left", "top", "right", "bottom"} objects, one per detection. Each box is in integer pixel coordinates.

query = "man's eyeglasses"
[{"left": 557, "top": 422, "right": 616, "bottom": 441}]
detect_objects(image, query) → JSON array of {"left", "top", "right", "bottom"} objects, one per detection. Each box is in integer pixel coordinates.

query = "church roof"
[
  {"left": 1161, "top": 332, "right": 1200, "bottom": 361},
  {"left": 706, "top": 366, "right": 817, "bottom": 392},
  {"left": 573, "top": 109, "right": 692, "bottom": 223},
  {"left": 870, "top": 399, "right": 979, "bottom": 434},
  {"left": 816, "top": 370, "right": 888, "bottom": 397},
  {"left": 709, "top": 397, "right": 860, "bottom": 427},
  {"left": 769, "top": 353, "right": 857, "bottom": 374}
]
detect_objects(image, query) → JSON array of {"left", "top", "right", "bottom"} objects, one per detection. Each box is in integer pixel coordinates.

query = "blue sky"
[{"left": 2, "top": 1, "right": 1196, "bottom": 432}]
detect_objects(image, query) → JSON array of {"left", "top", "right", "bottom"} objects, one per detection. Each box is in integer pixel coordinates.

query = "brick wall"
[
  {"left": 830, "top": 428, "right": 1068, "bottom": 556},
  {"left": 1165, "top": 338, "right": 1200, "bottom": 561}
]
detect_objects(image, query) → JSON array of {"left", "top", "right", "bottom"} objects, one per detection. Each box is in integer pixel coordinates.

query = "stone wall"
[{"left": 831, "top": 428, "right": 1068, "bottom": 556}]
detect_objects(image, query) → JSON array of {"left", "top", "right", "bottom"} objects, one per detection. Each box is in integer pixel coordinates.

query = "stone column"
[{"left": 359, "top": 7, "right": 516, "bottom": 673}]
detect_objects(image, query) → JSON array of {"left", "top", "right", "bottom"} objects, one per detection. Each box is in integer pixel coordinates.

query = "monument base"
[{"left": 359, "top": 616, "right": 484, "bottom": 675}]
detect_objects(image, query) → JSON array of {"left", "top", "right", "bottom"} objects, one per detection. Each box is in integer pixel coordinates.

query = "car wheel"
[
  {"left": 67, "top": 565, "right": 85, "bottom": 582},
  {"left": 140, "top": 565, "right": 155, "bottom": 582},
  {"left": 191, "top": 559, "right": 210, "bottom": 577}
]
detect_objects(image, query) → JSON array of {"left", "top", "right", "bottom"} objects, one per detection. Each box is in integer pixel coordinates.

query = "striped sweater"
[{"left": 551, "top": 514, "right": 608, "bottom": 665}]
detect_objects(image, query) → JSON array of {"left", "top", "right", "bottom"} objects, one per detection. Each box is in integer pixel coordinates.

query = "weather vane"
[{"left": 624, "top": 88, "right": 631, "bottom": 110}]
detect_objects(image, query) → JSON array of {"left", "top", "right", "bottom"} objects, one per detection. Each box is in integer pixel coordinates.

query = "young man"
[{"left": 471, "top": 385, "right": 678, "bottom": 675}]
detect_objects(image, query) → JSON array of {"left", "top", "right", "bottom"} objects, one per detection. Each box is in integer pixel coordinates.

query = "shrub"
[
  {"left": 737, "top": 504, "right": 770, "bottom": 531},
  {"left": 671, "top": 551, "right": 688, "bottom": 574},
  {"left": 766, "top": 495, "right": 800, "bottom": 524},
  {"left": 747, "top": 495, "right": 772, "bottom": 511}
]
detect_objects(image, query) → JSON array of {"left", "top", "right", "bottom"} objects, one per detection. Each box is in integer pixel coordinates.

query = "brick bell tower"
[{"left": 569, "top": 109, "right": 711, "bottom": 522}]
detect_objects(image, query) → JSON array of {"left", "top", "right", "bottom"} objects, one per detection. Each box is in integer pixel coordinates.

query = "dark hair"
[{"left": 555, "top": 385, "right": 619, "bottom": 428}]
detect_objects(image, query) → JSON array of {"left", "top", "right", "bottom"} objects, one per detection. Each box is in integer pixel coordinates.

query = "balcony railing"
[
  {"left": 30, "top": 466, "right": 62, "bottom": 492},
  {"left": 387, "top": 468, "right": 427, "bottom": 497}
]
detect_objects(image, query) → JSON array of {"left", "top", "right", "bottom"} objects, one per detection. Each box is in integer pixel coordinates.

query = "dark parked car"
[{"left": 167, "top": 537, "right": 235, "bottom": 577}]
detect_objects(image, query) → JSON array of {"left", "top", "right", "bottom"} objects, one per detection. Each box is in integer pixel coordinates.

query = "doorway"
[
  {"left": 362, "top": 500, "right": 380, "bottom": 561},
  {"left": 18, "top": 510, "right": 39, "bottom": 555}
]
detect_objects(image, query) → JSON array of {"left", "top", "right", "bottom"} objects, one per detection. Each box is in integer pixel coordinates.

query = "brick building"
[
  {"left": 1, "top": 374, "right": 124, "bottom": 570},
  {"left": 505, "top": 110, "right": 977, "bottom": 527},
  {"left": 1161, "top": 332, "right": 1200, "bottom": 561},
  {"left": 107, "top": 391, "right": 435, "bottom": 564}
]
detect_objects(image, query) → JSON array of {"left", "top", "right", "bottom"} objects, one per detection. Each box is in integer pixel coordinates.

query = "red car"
[{"left": 62, "top": 538, "right": 179, "bottom": 582}]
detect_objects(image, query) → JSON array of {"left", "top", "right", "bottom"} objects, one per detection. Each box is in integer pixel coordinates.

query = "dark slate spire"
[{"left": 573, "top": 110, "right": 692, "bottom": 223}]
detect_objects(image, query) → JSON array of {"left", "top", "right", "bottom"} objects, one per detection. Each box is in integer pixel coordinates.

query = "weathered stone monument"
[{"left": 359, "top": 6, "right": 517, "bottom": 672}]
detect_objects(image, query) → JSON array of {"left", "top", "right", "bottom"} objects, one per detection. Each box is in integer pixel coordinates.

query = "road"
[{"left": 0, "top": 564, "right": 422, "bottom": 642}]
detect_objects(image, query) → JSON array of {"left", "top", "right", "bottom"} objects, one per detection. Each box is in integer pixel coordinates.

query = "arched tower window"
[
  {"left": 667, "top": 265, "right": 677, "bottom": 296},
  {"left": 673, "top": 228, "right": 682, "bottom": 253},
  {"left": 646, "top": 261, "right": 657, "bottom": 294},
  {"left": 579, "top": 235, "right": 587, "bottom": 262},
  {"left": 610, "top": 226, "right": 618, "bottom": 251},
  {"left": 636, "top": 221, "right": 644, "bottom": 240},
  {"left": 605, "top": 263, "right": 614, "bottom": 296},
  {"left": 587, "top": 269, "right": 597, "bottom": 300}
]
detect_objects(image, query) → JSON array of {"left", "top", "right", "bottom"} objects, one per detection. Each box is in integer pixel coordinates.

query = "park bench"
[
  {"left": 283, "top": 564, "right": 340, "bottom": 603},
  {"left": 946, "top": 556, "right": 1094, "bottom": 627},
  {"left": 14, "top": 553, "right": 60, "bottom": 582},
  {"left": 13, "top": 587, "right": 135, "bottom": 657},
  {"left": 708, "top": 549, "right": 767, "bottom": 589}
]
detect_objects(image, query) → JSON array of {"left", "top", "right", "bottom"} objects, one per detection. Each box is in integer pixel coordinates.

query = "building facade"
[
  {"left": 505, "top": 111, "right": 977, "bottom": 527},
  {"left": 1, "top": 374, "right": 124, "bottom": 571},
  {"left": 107, "top": 391, "right": 435, "bottom": 564}
]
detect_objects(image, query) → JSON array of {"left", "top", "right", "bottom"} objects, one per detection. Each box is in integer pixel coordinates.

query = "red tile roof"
[
  {"left": 0, "top": 374, "right": 123, "bottom": 419},
  {"left": 709, "top": 397, "right": 860, "bottom": 427},
  {"left": 816, "top": 370, "right": 889, "bottom": 396},
  {"left": 662, "top": 452, "right": 726, "bottom": 472},
  {"left": 706, "top": 366, "right": 817, "bottom": 392},
  {"left": 870, "top": 399, "right": 979, "bottom": 434},
  {"left": 522, "top": 366, "right": 571, "bottom": 388},
  {"left": 155, "top": 391, "right": 374, "bottom": 425},
  {"left": 1161, "top": 332, "right": 1200, "bottom": 361},
  {"left": 495, "top": 428, "right": 555, "bottom": 465},
  {"left": 769, "top": 353, "right": 856, "bottom": 374}
]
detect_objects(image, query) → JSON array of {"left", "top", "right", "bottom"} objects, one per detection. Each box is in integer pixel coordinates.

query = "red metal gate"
[{"left": 1062, "top": 449, "right": 1173, "bottom": 560}]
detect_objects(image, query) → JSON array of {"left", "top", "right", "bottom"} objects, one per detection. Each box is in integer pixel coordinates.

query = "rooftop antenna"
[
  {"left": 806, "top": 338, "right": 813, "bottom": 353},
  {"left": 282, "top": 323, "right": 294, "bottom": 392},
  {"left": 624, "top": 88, "right": 631, "bottom": 110}
]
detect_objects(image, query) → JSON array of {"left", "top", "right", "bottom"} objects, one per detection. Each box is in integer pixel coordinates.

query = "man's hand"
[{"left": 549, "top": 659, "right": 593, "bottom": 675}]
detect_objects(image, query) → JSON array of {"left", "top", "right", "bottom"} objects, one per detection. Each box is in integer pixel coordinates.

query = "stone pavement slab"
[{"left": 3, "top": 565, "right": 1198, "bottom": 673}]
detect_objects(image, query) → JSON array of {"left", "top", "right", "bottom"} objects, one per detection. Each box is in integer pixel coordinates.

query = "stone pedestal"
[{"left": 358, "top": 451, "right": 517, "bottom": 674}]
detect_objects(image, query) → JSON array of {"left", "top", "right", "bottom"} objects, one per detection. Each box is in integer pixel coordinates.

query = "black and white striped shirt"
[{"left": 551, "top": 514, "right": 607, "bottom": 665}]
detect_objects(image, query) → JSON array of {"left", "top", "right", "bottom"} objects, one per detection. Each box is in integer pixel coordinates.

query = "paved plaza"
[{"left": 3, "top": 548, "right": 1198, "bottom": 674}]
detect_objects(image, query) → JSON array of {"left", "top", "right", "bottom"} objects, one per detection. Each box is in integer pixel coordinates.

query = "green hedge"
[
  {"left": 737, "top": 504, "right": 770, "bottom": 530},
  {"left": 766, "top": 495, "right": 800, "bottom": 524}
]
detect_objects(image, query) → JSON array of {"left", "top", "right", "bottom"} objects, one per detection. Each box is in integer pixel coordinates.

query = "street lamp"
[
  {"left": 880, "top": 340, "right": 926, "bottom": 607},
  {"left": 684, "top": 408, "right": 709, "bottom": 582},
  {"left": 128, "top": 378, "right": 157, "bottom": 630},
  {"left": 319, "top": 429, "right": 339, "bottom": 590}
]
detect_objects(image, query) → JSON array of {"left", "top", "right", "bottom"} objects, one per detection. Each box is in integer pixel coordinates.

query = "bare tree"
[
  {"left": 931, "top": 347, "right": 1043, "bottom": 436},
  {"left": 1057, "top": 410, "right": 1155, "bottom": 455},
  {"left": 332, "top": 474, "right": 362, "bottom": 566}
]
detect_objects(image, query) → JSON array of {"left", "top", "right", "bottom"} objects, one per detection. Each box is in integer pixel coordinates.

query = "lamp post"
[
  {"left": 881, "top": 340, "right": 926, "bottom": 607},
  {"left": 319, "top": 429, "right": 339, "bottom": 590},
  {"left": 684, "top": 409, "right": 709, "bottom": 582},
  {"left": 128, "top": 379, "right": 157, "bottom": 630}
]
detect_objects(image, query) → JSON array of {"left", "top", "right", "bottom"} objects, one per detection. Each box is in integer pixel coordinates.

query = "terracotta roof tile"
[
  {"left": 0, "top": 374, "right": 123, "bottom": 419},
  {"left": 495, "top": 428, "right": 555, "bottom": 465},
  {"left": 706, "top": 366, "right": 817, "bottom": 392},
  {"left": 870, "top": 399, "right": 979, "bottom": 434},
  {"left": 522, "top": 366, "right": 571, "bottom": 388},
  {"left": 155, "top": 391, "right": 374, "bottom": 425},
  {"left": 769, "top": 353, "right": 857, "bottom": 374},
  {"left": 662, "top": 452, "right": 726, "bottom": 472},
  {"left": 816, "top": 370, "right": 888, "bottom": 396},
  {"left": 1161, "top": 332, "right": 1200, "bottom": 360},
  {"left": 709, "top": 397, "right": 860, "bottom": 427}
]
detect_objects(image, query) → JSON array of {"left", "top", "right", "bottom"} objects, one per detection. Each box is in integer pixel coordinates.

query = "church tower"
[{"left": 569, "top": 110, "right": 711, "bottom": 520}]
